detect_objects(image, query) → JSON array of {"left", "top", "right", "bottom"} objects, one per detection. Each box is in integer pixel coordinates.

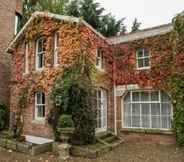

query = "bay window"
[{"left": 123, "top": 90, "right": 172, "bottom": 130}]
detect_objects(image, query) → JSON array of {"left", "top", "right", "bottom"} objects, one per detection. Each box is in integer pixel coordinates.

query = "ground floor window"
[
  {"left": 35, "top": 92, "right": 45, "bottom": 120},
  {"left": 123, "top": 90, "right": 172, "bottom": 130},
  {"left": 96, "top": 89, "right": 107, "bottom": 132}
]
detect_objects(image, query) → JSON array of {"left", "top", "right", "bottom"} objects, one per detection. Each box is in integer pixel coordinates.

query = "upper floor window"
[
  {"left": 35, "top": 92, "right": 45, "bottom": 121},
  {"left": 15, "top": 12, "right": 21, "bottom": 35},
  {"left": 53, "top": 32, "right": 59, "bottom": 66},
  {"left": 136, "top": 48, "right": 150, "bottom": 70},
  {"left": 36, "top": 37, "right": 45, "bottom": 70},
  {"left": 96, "top": 49, "right": 105, "bottom": 70},
  {"left": 24, "top": 43, "right": 29, "bottom": 74}
]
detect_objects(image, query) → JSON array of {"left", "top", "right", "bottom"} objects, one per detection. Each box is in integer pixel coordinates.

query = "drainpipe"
[
  {"left": 114, "top": 83, "right": 117, "bottom": 135},
  {"left": 113, "top": 46, "right": 117, "bottom": 135}
]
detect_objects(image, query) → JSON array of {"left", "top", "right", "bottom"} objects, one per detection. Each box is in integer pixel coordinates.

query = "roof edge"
[
  {"left": 6, "top": 11, "right": 109, "bottom": 53},
  {"left": 108, "top": 23, "right": 173, "bottom": 44}
]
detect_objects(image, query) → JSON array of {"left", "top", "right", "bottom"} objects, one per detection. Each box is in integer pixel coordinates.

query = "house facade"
[
  {"left": 7, "top": 12, "right": 174, "bottom": 141},
  {"left": 0, "top": 0, "right": 22, "bottom": 105},
  {"left": 110, "top": 25, "right": 173, "bottom": 133}
]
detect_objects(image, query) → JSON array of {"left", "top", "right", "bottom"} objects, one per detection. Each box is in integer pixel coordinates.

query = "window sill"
[
  {"left": 96, "top": 68, "right": 105, "bottom": 73},
  {"left": 23, "top": 72, "right": 29, "bottom": 76},
  {"left": 137, "top": 67, "right": 151, "bottom": 71},
  {"left": 32, "top": 119, "right": 45, "bottom": 125},
  {"left": 121, "top": 128, "right": 173, "bottom": 135}
]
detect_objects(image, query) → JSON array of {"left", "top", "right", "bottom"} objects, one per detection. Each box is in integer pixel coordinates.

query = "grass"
[{"left": 0, "top": 140, "right": 184, "bottom": 162}]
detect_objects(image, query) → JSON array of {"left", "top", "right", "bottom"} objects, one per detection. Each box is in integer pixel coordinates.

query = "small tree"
[
  {"left": 22, "top": 0, "right": 68, "bottom": 25},
  {"left": 66, "top": 0, "right": 80, "bottom": 17},
  {"left": 131, "top": 18, "right": 141, "bottom": 33}
]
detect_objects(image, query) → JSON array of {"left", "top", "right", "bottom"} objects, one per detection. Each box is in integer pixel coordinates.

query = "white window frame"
[
  {"left": 96, "top": 88, "right": 107, "bottom": 133},
  {"left": 53, "top": 32, "right": 59, "bottom": 66},
  {"left": 96, "top": 49, "right": 104, "bottom": 70},
  {"left": 24, "top": 43, "right": 29, "bottom": 74},
  {"left": 35, "top": 37, "right": 45, "bottom": 71},
  {"left": 122, "top": 90, "right": 173, "bottom": 131},
  {"left": 35, "top": 92, "right": 45, "bottom": 121},
  {"left": 15, "top": 13, "right": 19, "bottom": 35},
  {"left": 136, "top": 48, "right": 150, "bottom": 70}
]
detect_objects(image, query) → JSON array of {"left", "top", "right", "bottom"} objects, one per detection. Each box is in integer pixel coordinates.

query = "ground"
[{"left": 0, "top": 139, "right": 184, "bottom": 162}]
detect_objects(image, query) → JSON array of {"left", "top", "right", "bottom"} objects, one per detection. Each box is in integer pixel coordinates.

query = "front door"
[{"left": 96, "top": 89, "right": 107, "bottom": 133}]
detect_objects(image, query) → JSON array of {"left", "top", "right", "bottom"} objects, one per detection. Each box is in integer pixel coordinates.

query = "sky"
[{"left": 95, "top": 0, "right": 184, "bottom": 31}]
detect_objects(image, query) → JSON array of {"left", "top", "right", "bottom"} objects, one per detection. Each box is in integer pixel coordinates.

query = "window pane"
[
  {"left": 161, "top": 116, "right": 169, "bottom": 129},
  {"left": 132, "top": 103, "right": 140, "bottom": 115},
  {"left": 151, "top": 103, "right": 160, "bottom": 115},
  {"left": 132, "top": 92, "right": 140, "bottom": 101},
  {"left": 124, "top": 116, "right": 131, "bottom": 127},
  {"left": 37, "top": 105, "right": 45, "bottom": 118},
  {"left": 141, "top": 103, "right": 150, "bottom": 115},
  {"left": 144, "top": 49, "right": 149, "bottom": 57},
  {"left": 151, "top": 91, "right": 159, "bottom": 101},
  {"left": 137, "top": 49, "right": 143, "bottom": 58},
  {"left": 36, "top": 92, "right": 42, "bottom": 104},
  {"left": 144, "top": 58, "right": 150, "bottom": 67},
  {"left": 132, "top": 116, "right": 140, "bottom": 127},
  {"left": 38, "top": 54, "right": 43, "bottom": 68},
  {"left": 42, "top": 93, "right": 45, "bottom": 104},
  {"left": 151, "top": 116, "right": 160, "bottom": 128},
  {"left": 142, "top": 116, "right": 150, "bottom": 128},
  {"left": 161, "top": 103, "right": 171, "bottom": 115},
  {"left": 124, "top": 103, "right": 131, "bottom": 115},
  {"left": 38, "top": 39, "right": 43, "bottom": 53},
  {"left": 124, "top": 92, "right": 130, "bottom": 102},
  {"left": 141, "top": 92, "right": 149, "bottom": 101},
  {"left": 138, "top": 59, "right": 144, "bottom": 68},
  {"left": 161, "top": 91, "right": 170, "bottom": 102}
]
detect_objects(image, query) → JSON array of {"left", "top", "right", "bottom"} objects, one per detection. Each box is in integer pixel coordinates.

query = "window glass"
[
  {"left": 132, "top": 92, "right": 140, "bottom": 102},
  {"left": 151, "top": 91, "right": 159, "bottom": 101},
  {"left": 124, "top": 92, "right": 130, "bottom": 102},
  {"left": 141, "top": 92, "right": 149, "bottom": 101}
]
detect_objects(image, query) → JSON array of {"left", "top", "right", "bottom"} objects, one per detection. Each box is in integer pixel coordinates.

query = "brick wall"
[
  {"left": 0, "top": 0, "right": 22, "bottom": 105},
  {"left": 10, "top": 16, "right": 111, "bottom": 138}
]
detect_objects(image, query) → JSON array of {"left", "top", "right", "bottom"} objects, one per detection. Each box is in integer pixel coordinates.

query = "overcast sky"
[{"left": 95, "top": 0, "right": 184, "bottom": 31}]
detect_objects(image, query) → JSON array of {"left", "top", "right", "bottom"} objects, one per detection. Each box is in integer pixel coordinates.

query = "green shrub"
[
  {"left": 0, "top": 104, "right": 7, "bottom": 130},
  {"left": 173, "top": 103, "right": 184, "bottom": 146},
  {"left": 57, "top": 114, "right": 74, "bottom": 128}
]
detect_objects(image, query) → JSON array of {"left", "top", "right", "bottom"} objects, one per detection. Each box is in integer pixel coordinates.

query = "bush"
[
  {"left": 57, "top": 114, "right": 74, "bottom": 128},
  {"left": 71, "top": 82, "right": 96, "bottom": 145},
  {"left": 0, "top": 104, "right": 7, "bottom": 130}
]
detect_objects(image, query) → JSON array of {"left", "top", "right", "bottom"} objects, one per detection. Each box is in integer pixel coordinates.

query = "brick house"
[
  {"left": 0, "top": 0, "right": 22, "bottom": 105},
  {"left": 7, "top": 12, "right": 174, "bottom": 143}
]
